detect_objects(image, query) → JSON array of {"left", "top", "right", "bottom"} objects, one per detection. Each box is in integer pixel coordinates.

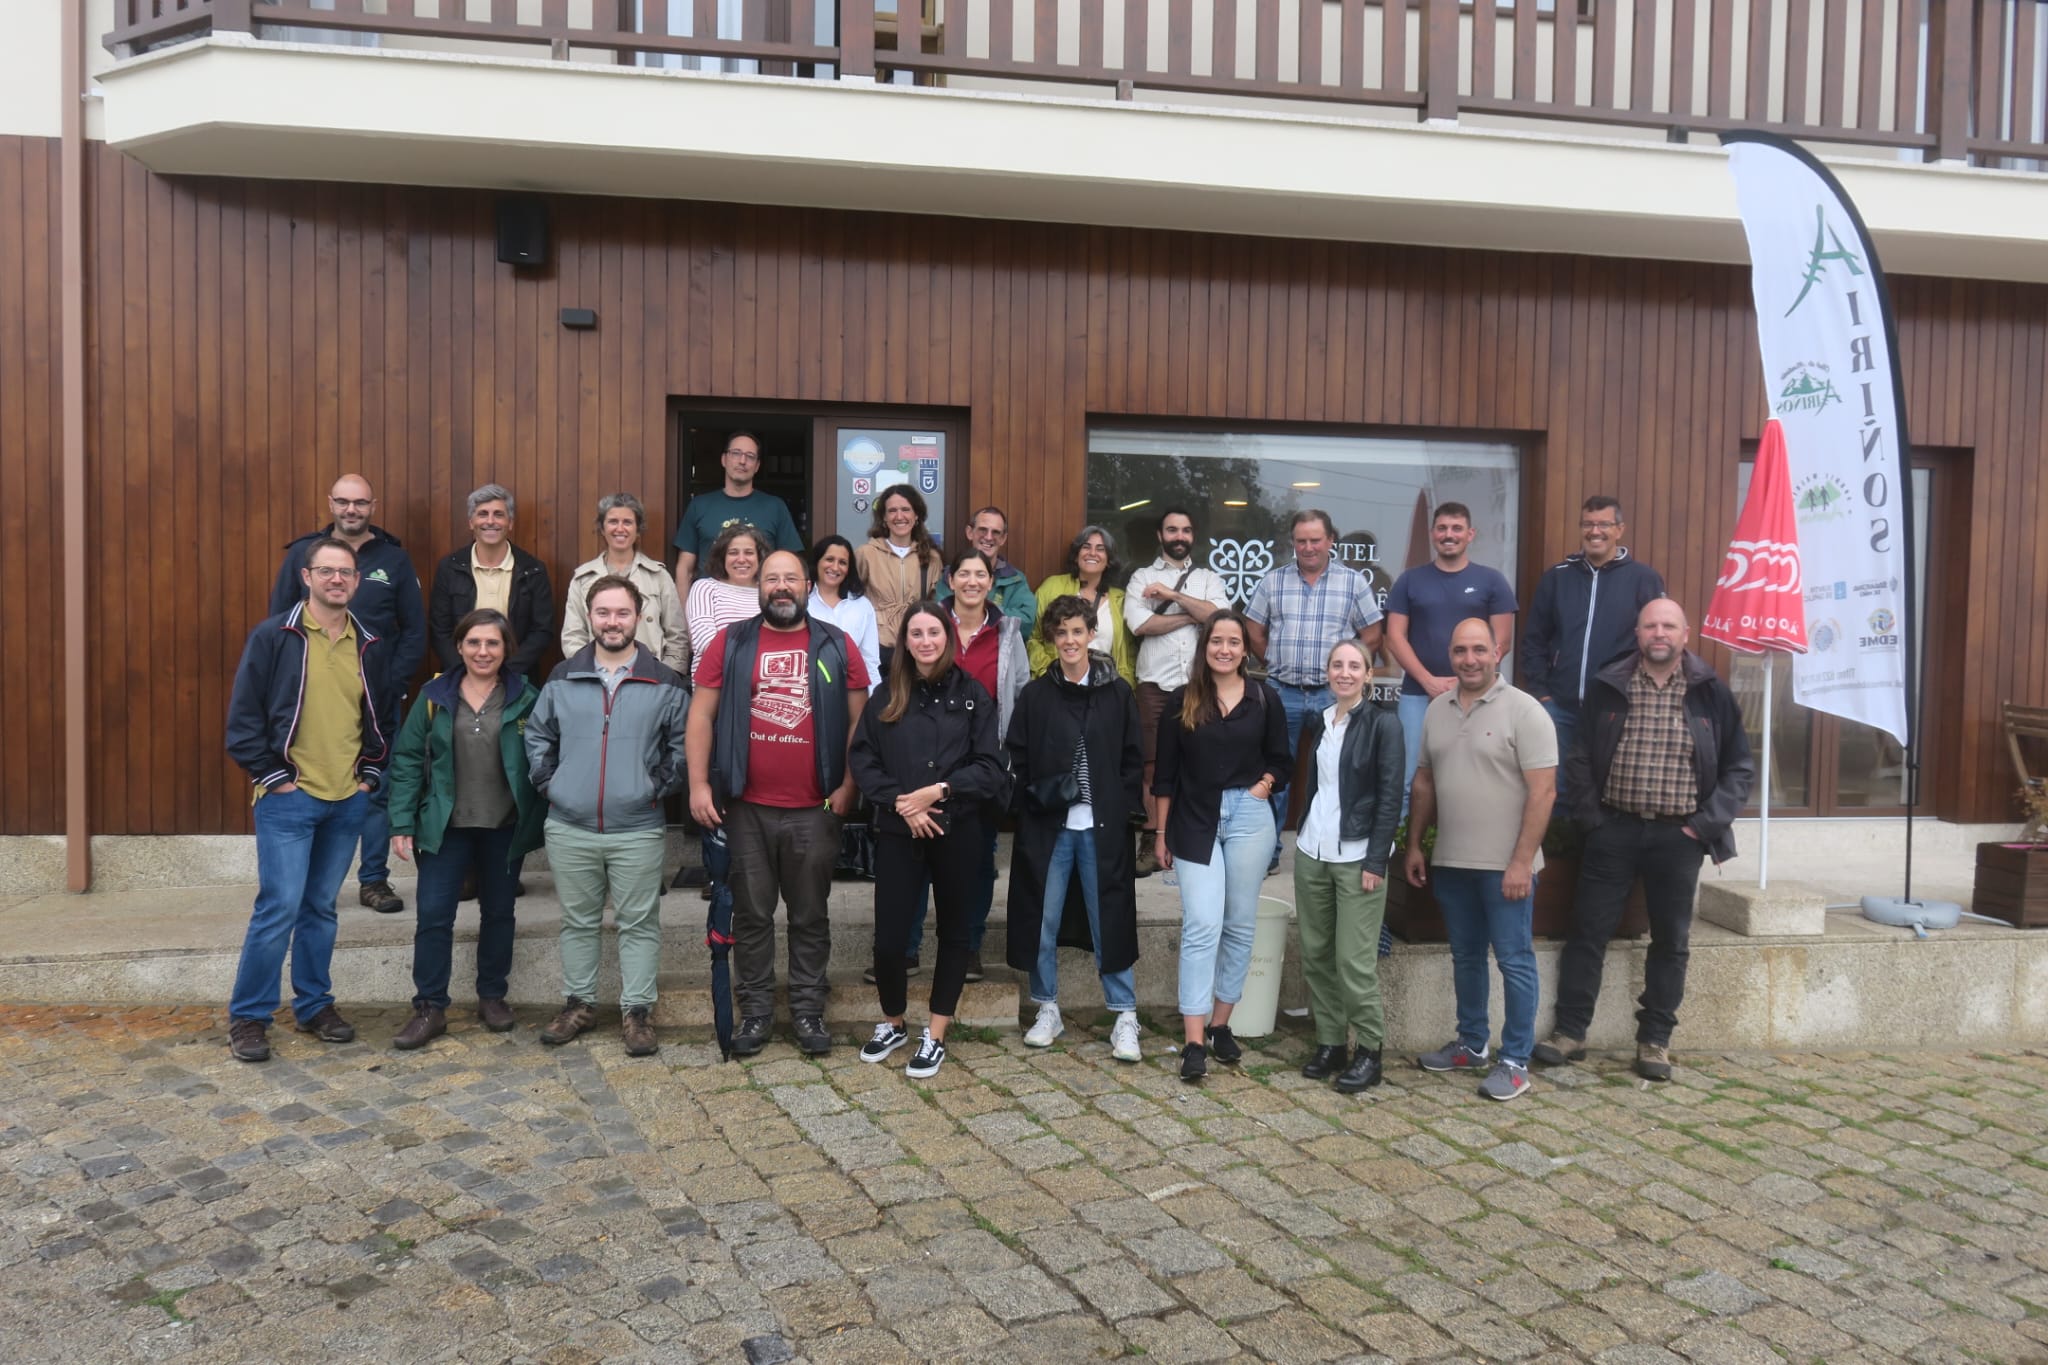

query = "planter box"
[
  {"left": 1973, "top": 842, "right": 2048, "bottom": 928},
  {"left": 1385, "top": 854, "right": 1649, "bottom": 943}
]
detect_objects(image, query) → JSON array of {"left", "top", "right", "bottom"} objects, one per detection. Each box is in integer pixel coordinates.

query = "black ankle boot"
[
  {"left": 1301, "top": 1044, "right": 1350, "bottom": 1080},
  {"left": 1333, "top": 1047, "right": 1383, "bottom": 1094}
]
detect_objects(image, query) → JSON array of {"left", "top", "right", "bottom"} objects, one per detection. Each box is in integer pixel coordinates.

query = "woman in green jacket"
[
  {"left": 1028, "top": 524, "right": 1137, "bottom": 686},
  {"left": 385, "top": 608, "right": 547, "bottom": 1050}
]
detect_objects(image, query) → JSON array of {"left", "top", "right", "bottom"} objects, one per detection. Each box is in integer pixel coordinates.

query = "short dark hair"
[
  {"left": 452, "top": 607, "right": 519, "bottom": 661},
  {"left": 1582, "top": 494, "right": 1624, "bottom": 521},
  {"left": 949, "top": 547, "right": 1000, "bottom": 584},
  {"left": 1157, "top": 505, "right": 1194, "bottom": 534},
  {"left": 1039, "top": 593, "right": 1096, "bottom": 644},
  {"left": 809, "top": 535, "right": 865, "bottom": 598},
  {"left": 1289, "top": 509, "right": 1338, "bottom": 539},
  {"left": 968, "top": 506, "right": 1009, "bottom": 531},
  {"left": 1061, "top": 525, "right": 1125, "bottom": 585},
  {"left": 1432, "top": 502, "right": 1473, "bottom": 527},
  {"left": 304, "top": 535, "right": 357, "bottom": 565},
  {"left": 585, "top": 574, "right": 645, "bottom": 615},
  {"left": 725, "top": 429, "right": 762, "bottom": 452}
]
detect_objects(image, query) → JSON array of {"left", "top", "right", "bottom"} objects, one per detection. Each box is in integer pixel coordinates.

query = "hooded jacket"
[
  {"left": 384, "top": 669, "right": 547, "bottom": 863},
  {"left": 225, "top": 602, "right": 391, "bottom": 795},
  {"left": 270, "top": 524, "right": 426, "bottom": 707},
  {"left": 1521, "top": 548, "right": 1667, "bottom": 707},
  {"left": 525, "top": 643, "right": 690, "bottom": 834},
  {"left": 1563, "top": 649, "right": 1756, "bottom": 865}
]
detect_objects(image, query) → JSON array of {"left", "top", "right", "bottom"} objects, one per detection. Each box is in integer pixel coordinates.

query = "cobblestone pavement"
[{"left": 3, "top": 1006, "right": 2046, "bottom": 1364}]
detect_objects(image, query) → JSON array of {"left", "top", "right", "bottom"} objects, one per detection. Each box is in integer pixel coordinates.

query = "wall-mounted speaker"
[{"left": 496, "top": 196, "right": 549, "bottom": 268}]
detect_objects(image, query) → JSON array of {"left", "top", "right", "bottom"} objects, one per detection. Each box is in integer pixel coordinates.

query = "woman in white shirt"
[
  {"left": 1286, "top": 638, "right": 1405, "bottom": 1096},
  {"left": 685, "top": 524, "right": 766, "bottom": 685},
  {"left": 808, "top": 536, "right": 882, "bottom": 695}
]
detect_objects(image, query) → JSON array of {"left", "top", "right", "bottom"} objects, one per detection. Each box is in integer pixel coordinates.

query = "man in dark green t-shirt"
[{"left": 671, "top": 430, "right": 802, "bottom": 596}]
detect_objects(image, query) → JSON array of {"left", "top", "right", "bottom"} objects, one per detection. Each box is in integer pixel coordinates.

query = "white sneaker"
[
  {"left": 858, "top": 1020, "right": 909, "bottom": 1063},
  {"left": 1110, "top": 1011, "right": 1142, "bottom": 1063},
  {"left": 1023, "top": 1002, "right": 1064, "bottom": 1048}
]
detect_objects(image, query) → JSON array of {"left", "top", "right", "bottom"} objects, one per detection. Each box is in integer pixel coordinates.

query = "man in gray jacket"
[{"left": 526, "top": 576, "right": 690, "bottom": 1057}]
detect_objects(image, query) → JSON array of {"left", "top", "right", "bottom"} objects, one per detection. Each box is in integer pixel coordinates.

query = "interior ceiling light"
[{"left": 1119, "top": 498, "right": 1152, "bottom": 511}]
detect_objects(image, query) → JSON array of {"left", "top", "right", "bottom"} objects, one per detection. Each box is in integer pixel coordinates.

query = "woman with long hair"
[
  {"left": 1007, "top": 595, "right": 1146, "bottom": 1063},
  {"left": 853, "top": 486, "right": 943, "bottom": 665},
  {"left": 849, "top": 602, "right": 1007, "bottom": 1078},
  {"left": 385, "top": 608, "right": 547, "bottom": 1049},
  {"left": 685, "top": 523, "right": 766, "bottom": 685},
  {"left": 1028, "top": 524, "right": 1137, "bottom": 686},
  {"left": 1154, "top": 610, "right": 1291, "bottom": 1082},
  {"left": 1288, "top": 638, "right": 1403, "bottom": 1093}
]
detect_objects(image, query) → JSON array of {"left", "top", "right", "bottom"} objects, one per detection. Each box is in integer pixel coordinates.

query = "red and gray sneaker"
[
  {"left": 1415, "top": 1039, "right": 1489, "bottom": 1073},
  {"left": 1478, "top": 1060, "right": 1532, "bottom": 1102}
]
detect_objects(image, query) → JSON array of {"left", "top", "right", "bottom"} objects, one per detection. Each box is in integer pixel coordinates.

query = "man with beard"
[
  {"left": 1535, "top": 599, "right": 1753, "bottom": 1083},
  {"left": 524, "top": 577, "right": 691, "bottom": 1057},
  {"left": 271, "top": 474, "right": 427, "bottom": 915},
  {"left": 688, "top": 551, "right": 870, "bottom": 1056},
  {"left": 1124, "top": 507, "right": 1231, "bottom": 875}
]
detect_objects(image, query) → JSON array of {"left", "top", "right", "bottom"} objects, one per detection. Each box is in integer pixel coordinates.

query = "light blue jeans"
[
  {"left": 1031, "top": 827, "right": 1137, "bottom": 1010},
  {"left": 1397, "top": 691, "right": 1431, "bottom": 821},
  {"left": 1173, "top": 787, "right": 1277, "bottom": 1017}
]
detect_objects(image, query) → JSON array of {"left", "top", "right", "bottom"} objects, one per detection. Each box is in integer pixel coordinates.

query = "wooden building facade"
[{"left": 1, "top": 133, "right": 2043, "bottom": 839}]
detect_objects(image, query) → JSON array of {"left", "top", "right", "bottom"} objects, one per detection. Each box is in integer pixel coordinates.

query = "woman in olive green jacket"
[
  {"left": 385, "top": 608, "right": 547, "bottom": 1049},
  {"left": 1027, "top": 524, "right": 1138, "bottom": 687}
]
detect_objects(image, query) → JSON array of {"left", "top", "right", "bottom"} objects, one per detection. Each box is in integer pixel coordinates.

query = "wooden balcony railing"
[{"left": 107, "top": 0, "right": 2048, "bottom": 169}]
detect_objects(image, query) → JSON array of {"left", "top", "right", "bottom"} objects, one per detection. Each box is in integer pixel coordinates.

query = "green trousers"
[
  {"left": 1294, "top": 852, "right": 1388, "bottom": 1049},
  {"left": 544, "top": 818, "right": 666, "bottom": 1010}
]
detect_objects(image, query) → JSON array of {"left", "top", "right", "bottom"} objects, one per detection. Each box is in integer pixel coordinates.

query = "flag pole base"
[{"left": 1860, "top": 895, "right": 1966, "bottom": 939}]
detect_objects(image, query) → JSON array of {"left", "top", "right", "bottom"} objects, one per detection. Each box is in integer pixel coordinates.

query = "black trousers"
[
  {"left": 1552, "top": 812, "right": 1707, "bottom": 1047},
  {"left": 873, "top": 813, "right": 984, "bottom": 1020},
  {"left": 729, "top": 801, "right": 842, "bottom": 1018}
]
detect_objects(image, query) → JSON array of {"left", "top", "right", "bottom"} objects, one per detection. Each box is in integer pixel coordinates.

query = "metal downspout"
[{"left": 61, "top": 0, "right": 91, "bottom": 892}]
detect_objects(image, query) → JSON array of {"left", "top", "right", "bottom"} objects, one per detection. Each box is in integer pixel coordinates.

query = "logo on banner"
[
  {"left": 917, "top": 465, "right": 938, "bottom": 495},
  {"left": 1785, "top": 206, "right": 1866, "bottom": 316},
  {"left": 1810, "top": 619, "right": 1841, "bottom": 653},
  {"left": 1208, "top": 537, "right": 1276, "bottom": 607},
  {"left": 1716, "top": 538, "right": 1802, "bottom": 597},
  {"left": 1794, "top": 473, "right": 1853, "bottom": 524},
  {"left": 1861, "top": 607, "right": 1900, "bottom": 651},
  {"left": 1775, "top": 362, "right": 1842, "bottom": 415}
]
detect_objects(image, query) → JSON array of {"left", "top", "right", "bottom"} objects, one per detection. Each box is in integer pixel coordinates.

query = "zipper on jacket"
[{"left": 1577, "top": 563, "right": 1602, "bottom": 703}]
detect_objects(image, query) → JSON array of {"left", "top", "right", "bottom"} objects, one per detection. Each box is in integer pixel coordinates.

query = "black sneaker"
[
  {"left": 1180, "top": 1042, "right": 1208, "bottom": 1083},
  {"left": 859, "top": 1021, "right": 909, "bottom": 1063},
  {"left": 227, "top": 1018, "right": 270, "bottom": 1063},
  {"left": 1205, "top": 1025, "right": 1242, "bottom": 1065},
  {"left": 294, "top": 1005, "right": 356, "bottom": 1044},
  {"left": 731, "top": 1014, "right": 771, "bottom": 1057},
  {"left": 904, "top": 1029, "right": 946, "bottom": 1079},
  {"left": 962, "top": 953, "right": 985, "bottom": 984},
  {"left": 793, "top": 1015, "right": 832, "bottom": 1055}
]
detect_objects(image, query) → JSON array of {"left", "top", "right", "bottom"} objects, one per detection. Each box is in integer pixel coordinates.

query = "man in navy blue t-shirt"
[{"left": 1385, "top": 502, "right": 1518, "bottom": 811}]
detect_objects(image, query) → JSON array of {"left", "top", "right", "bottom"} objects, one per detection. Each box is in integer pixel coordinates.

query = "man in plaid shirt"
[
  {"left": 1245, "top": 510, "right": 1385, "bottom": 847},
  {"left": 1539, "top": 599, "right": 1754, "bottom": 1083}
]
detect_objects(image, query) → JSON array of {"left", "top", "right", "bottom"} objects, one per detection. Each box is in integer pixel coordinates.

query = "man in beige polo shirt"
[{"left": 1404, "top": 618, "right": 1556, "bottom": 1101}]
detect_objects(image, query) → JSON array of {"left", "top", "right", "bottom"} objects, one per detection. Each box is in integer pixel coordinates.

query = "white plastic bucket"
[{"left": 1229, "top": 895, "right": 1295, "bottom": 1038}]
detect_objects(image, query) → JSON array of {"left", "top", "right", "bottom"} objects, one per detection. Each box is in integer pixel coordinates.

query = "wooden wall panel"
[{"left": 1, "top": 136, "right": 2044, "bottom": 833}]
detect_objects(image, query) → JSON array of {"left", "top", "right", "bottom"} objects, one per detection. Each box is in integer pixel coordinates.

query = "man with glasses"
[
  {"left": 670, "top": 430, "right": 802, "bottom": 599},
  {"left": 227, "top": 537, "right": 392, "bottom": 1062},
  {"left": 936, "top": 505, "right": 1036, "bottom": 630},
  {"left": 271, "top": 475, "right": 427, "bottom": 915},
  {"left": 1521, "top": 495, "right": 1666, "bottom": 801}
]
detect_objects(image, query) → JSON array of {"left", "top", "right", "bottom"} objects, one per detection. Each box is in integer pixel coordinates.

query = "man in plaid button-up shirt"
[{"left": 1540, "top": 599, "right": 1754, "bottom": 1084}]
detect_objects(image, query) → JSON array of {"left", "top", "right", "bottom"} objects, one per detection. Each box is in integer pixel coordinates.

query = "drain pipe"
[{"left": 60, "top": 0, "right": 91, "bottom": 892}]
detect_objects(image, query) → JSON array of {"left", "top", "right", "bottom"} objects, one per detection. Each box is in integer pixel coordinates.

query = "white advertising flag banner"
[{"left": 1725, "top": 136, "right": 1913, "bottom": 746}]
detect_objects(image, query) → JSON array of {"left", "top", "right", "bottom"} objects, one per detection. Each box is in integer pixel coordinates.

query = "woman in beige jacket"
[
  {"left": 560, "top": 492, "right": 690, "bottom": 674},
  {"left": 853, "top": 485, "right": 944, "bottom": 667}
]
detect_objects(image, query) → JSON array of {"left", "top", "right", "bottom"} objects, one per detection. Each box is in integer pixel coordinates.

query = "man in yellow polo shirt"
[{"left": 225, "top": 537, "right": 393, "bottom": 1063}]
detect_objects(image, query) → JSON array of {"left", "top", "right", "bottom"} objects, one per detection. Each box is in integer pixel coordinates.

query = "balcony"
[{"left": 95, "top": 1, "right": 2048, "bottom": 279}]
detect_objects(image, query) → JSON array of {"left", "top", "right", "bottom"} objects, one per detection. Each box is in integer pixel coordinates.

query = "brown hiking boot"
[
  {"left": 295, "top": 1005, "right": 356, "bottom": 1043},
  {"left": 540, "top": 997, "right": 597, "bottom": 1046},
  {"left": 358, "top": 880, "right": 405, "bottom": 914},
  {"left": 392, "top": 1005, "right": 446, "bottom": 1051},
  {"left": 227, "top": 1018, "right": 270, "bottom": 1063},
  {"left": 1531, "top": 1031, "right": 1585, "bottom": 1067},
  {"left": 1634, "top": 1041, "right": 1674, "bottom": 1082},
  {"left": 621, "top": 1006, "right": 659, "bottom": 1057},
  {"left": 1134, "top": 837, "right": 1161, "bottom": 878},
  {"left": 476, "top": 998, "right": 516, "bottom": 1032}
]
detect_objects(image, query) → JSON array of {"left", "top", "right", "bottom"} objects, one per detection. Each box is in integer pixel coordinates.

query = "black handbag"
[{"left": 1024, "top": 770, "right": 1081, "bottom": 812}]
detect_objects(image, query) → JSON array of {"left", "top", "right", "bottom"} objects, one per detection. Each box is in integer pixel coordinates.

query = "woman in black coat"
[
  {"left": 849, "top": 602, "right": 1007, "bottom": 1080},
  {"left": 1006, "top": 595, "right": 1146, "bottom": 1062}
]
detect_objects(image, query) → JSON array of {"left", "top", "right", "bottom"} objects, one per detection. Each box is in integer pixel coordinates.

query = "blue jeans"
[
  {"left": 1270, "top": 682, "right": 1332, "bottom": 832},
  {"left": 1543, "top": 698, "right": 1580, "bottom": 806},
  {"left": 1397, "top": 691, "right": 1431, "bottom": 820},
  {"left": 412, "top": 824, "right": 523, "bottom": 1009},
  {"left": 231, "top": 787, "right": 368, "bottom": 1024},
  {"left": 1173, "top": 787, "right": 1277, "bottom": 1017},
  {"left": 1430, "top": 865, "right": 1539, "bottom": 1065},
  {"left": 1031, "top": 827, "right": 1136, "bottom": 1010},
  {"left": 904, "top": 823, "right": 1000, "bottom": 958},
  {"left": 355, "top": 696, "right": 400, "bottom": 884}
]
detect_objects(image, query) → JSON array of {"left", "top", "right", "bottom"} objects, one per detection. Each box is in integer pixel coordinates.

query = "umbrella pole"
[{"left": 1760, "top": 657, "right": 1772, "bottom": 892}]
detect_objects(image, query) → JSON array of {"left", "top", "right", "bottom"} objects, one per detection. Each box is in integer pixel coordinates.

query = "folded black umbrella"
[{"left": 703, "top": 827, "right": 736, "bottom": 1061}]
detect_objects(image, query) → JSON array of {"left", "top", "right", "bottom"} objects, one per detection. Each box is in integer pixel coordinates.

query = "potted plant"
[
  {"left": 1386, "top": 817, "right": 1647, "bottom": 943},
  {"left": 1972, "top": 782, "right": 2048, "bottom": 928}
]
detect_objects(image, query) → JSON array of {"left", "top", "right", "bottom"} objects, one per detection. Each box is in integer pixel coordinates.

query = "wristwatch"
[{"left": 938, "top": 781, "right": 951, "bottom": 801}]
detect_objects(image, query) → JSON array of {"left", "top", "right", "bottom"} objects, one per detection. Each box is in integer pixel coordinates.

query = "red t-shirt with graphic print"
[{"left": 698, "top": 621, "right": 871, "bottom": 807}]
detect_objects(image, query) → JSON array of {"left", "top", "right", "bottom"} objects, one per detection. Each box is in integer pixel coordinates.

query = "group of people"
[{"left": 224, "top": 436, "right": 1753, "bottom": 1099}]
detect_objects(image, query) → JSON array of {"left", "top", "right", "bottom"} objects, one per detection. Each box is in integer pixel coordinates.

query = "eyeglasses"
[
  {"left": 724, "top": 448, "right": 761, "bottom": 461},
  {"left": 330, "top": 497, "right": 373, "bottom": 510},
  {"left": 1579, "top": 520, "right": 1620, "bottom": 532},
  {"left": 307, "top": 566, "right": 358, "bottom": 581}
]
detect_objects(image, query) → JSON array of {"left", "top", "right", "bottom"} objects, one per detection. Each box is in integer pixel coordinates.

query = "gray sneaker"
[
  {"left": 1478, "top": 1060, "right": 1532, "bottom": 1102},
  {"left": 1415, "top": 1039, "right": 1489, "bottom": 1073}
]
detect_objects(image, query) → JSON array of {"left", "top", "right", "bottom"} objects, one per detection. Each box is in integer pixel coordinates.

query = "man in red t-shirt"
[{"left": 687, "top": 551, "right": 870, "bottom": 1056}]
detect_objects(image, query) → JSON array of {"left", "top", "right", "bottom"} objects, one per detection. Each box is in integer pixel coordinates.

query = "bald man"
[
  {"left": 271, "top": 475, "right": 427, "bottom": 914},
  {"left": 1405, "top": 617, "right": 1556, "bottom": 1102},
  {"left": 1537, "top": 599, "right": 1753, "bottom": 1082}
]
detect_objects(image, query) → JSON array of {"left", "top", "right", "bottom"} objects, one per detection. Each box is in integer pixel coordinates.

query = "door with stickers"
[{"left": 810, "top": 417, "right": 961, "bottom": 551}]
